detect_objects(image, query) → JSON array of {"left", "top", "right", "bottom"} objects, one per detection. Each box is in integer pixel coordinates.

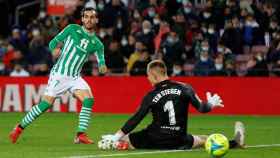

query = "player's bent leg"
[
  {"left": 230, "top": 121, "right": 246, "bottom": 149},
  {"left": 9, "top": 95, "right": 54, "bottom": 144},
  {"left": 192, "top": 135, "right": 208, "bottom": 148},
  {"left": 74, "top": 89, "right": 94, "bottom": 144}
]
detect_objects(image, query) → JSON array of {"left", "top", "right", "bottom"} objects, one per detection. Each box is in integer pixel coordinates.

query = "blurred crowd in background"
[{"left": 0, "top": 0, "right": 280, "bottom": 77}]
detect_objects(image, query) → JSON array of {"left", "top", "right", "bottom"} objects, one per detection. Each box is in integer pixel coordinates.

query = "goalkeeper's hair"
[
  {"left": 81, "top": 7, "right": 97, "bottom": 17},
  {"left": 147, "top": 60, "right": 167, "bottom": 76}
]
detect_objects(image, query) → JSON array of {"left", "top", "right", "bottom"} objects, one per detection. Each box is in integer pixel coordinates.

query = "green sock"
[
  {"left": 78, "top": 97, "right": 94, "bottom": 133},
  {"left": 20, "top": 100, "right": 51, "bottom": 128}
]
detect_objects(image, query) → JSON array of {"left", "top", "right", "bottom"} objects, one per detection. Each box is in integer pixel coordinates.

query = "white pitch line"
[
  {"left": 247, "top": 144, "right": 280, "bottom": 148},
  {"left": 65, "top": 144, "right": 280, "bottom": 158}
]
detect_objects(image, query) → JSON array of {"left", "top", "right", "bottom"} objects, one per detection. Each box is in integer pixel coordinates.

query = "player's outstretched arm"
[
  {"left": 99, "top": 95, "right": 151, "bottom": 146},
  {"left": 49, "top": 24, "right": 72, "bottom": 52},
  {"left": 95, "top": 42, "right": 107, "bottom": 74},
  {"left": 187, "top": 86, "right": 223, "bottom": 113}
]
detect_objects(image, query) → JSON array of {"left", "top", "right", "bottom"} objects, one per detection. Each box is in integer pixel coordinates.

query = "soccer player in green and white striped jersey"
[{"left": 9, "top": 7, "right": 107, "bottom": 144}]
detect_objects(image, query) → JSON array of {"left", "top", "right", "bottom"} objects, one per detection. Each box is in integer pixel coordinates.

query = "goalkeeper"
[
  {"left": 100, "top": 60, "right": 245, "bottom": 150},
  {"left": 9, "top": 7, "right": 107, "bottom": 144}
]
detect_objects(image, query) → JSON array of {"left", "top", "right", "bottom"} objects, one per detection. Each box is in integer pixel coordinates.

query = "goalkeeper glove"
[
  {"left": 101, "top": 132, "right": 124, "bottom": 142},
  {"left": 206, "top": 92, "right": 224, "bottom": 108}
]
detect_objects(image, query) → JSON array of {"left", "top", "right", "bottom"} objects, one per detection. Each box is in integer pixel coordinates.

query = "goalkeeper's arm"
[
  {"left": 185, "top": 86, "right": 223, "bottom": 113},
  {"left": 104, "top": 94, "right": 152, "bottom": 142}
]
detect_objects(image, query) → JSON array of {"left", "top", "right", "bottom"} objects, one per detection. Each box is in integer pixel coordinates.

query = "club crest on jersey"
[{"left": 80, "top": 38, "right": 89, "bottom": 50}]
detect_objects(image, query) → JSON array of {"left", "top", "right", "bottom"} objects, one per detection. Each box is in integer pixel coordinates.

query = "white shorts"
[{"left": 44, "top": 74, "right": 91, "bottom": 97}]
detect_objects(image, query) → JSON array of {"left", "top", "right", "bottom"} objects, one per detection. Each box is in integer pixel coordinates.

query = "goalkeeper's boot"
[
  {"left": 9, "top": 124, "right": 24, "bottom": 144},
  {"left": 114, "top": 140, "right": 129, "bottom": 150},
  {"left": 234, "top": 121, "right": 246, "bottom": 148},
  {"left": 74, "top": 133, "right": 94, "bottom": 144}
]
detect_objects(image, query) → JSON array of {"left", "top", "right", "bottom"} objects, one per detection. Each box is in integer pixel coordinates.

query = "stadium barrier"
[{"left": 0, "top": 77, "right": 279, "bottom": 115}]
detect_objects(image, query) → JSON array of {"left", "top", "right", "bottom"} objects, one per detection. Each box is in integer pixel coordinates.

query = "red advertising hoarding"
[
  {"left": 47, "top": 0, "right": 79, "bottom": 16},
  {"left": 0, "top": 77, "right": 279, "bottom": 115}
]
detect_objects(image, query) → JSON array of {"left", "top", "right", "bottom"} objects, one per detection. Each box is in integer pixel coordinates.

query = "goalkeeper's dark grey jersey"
[{"left": 121, "top": 80, "right": 212, "bottom": 136}]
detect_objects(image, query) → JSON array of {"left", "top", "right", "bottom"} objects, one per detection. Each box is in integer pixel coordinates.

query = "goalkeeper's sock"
[
  {"left": 20, "top": 100, "right": 52, "bottom": 128},
  {"left": 77, "top": 97, "right": 94, "bottom": 133}
]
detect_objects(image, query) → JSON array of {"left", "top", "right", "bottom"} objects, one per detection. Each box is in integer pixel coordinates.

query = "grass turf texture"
[{"left": 0, "top": 113, "right": 279, "bottom": 158}]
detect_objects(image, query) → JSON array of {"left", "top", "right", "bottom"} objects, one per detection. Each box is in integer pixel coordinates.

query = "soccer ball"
[{"left": 205, "top": 133, "right": 229, "bottom": 158}]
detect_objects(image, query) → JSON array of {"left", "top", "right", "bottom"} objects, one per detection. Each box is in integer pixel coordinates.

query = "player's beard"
[{"left": 84, "top": 22, "right": 96, "bottom": 32}]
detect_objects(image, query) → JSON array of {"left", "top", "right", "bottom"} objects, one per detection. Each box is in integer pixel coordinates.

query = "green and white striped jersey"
[{"left": 49, "top": 24, "right": 105, "bottom": 77}]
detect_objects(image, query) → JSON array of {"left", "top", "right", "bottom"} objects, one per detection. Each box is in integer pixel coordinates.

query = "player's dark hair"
[
  {"left": 81, "top": 7, "right": 97, "bottom": 17},
  {"left": 147, "top": 60, "right": 167, "bottom": 76}
]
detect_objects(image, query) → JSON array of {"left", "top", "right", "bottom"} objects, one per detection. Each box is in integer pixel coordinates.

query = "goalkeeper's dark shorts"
[{"left": 128, "top": 128, "right": 194, "bottom": 150}]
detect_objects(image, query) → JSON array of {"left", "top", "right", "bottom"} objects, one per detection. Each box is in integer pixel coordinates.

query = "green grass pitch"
[{"left": 0, "top": 113, "right": 279, "bottom": 158}]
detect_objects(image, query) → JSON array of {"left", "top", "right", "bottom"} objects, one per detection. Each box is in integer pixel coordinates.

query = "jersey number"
[{"left": 164, "top": 100, "right": 176, "bottom": 125}]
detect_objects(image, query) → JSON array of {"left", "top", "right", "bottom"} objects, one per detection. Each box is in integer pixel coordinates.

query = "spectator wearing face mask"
[
  {"left": 217, "top": 42, "right": 232, "bottom": 55},
  {"left": 161, "top": 31, "right": 185, "bottom": 68},
  {"left": 194, "top": 47, "right": 214, "bottom": 76},
  {"left": 138, "top": 0, "right": 163, "bottom": 16},
  {"left": 136, "top": 20, "right": 155, "bottom": 54},
  {"left": 127, "top": 41, "right": 147, "bottom": 72},
  {"left": 120, "top": 34, "right": 136, "bottom": 60},
  {"left": 206, "top": 24, "right": 219, "bottom": 54},
  {"left": 152, "top": 14, "right": 161, "bottom": 33},
  {"left": 96, "top": 0, "right": 105, "bottom": 12},
  {"left": 200, "top": 1, "right": 214, "bottom": 26},
  {"left": 142, "top": 5, "right": 157, "bottom": 21},
  {"left": 194, "top": 39, "right": 209, "bottom": 59},
  {"left": 182, "top": 1, "right": 196, "bottom": 19},
  {"left": 210, "top": 54, "right": 227, "bottom": 76},
  {"left": 9, "top": 28, "right": 29, "bottom": 56},
  {"left": 171, "top": 62, "right": 185, "bottom": 76}
]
